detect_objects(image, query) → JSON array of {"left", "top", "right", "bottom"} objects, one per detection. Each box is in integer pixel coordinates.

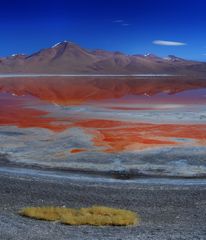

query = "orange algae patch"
[
  {"left": 108, "top": 106, "right": 160, "bottom": 111},
  {"left": 93, "top": 128, "right": 176, "bottom": 152},
  {"left": 74, "top": 119, "right": 206, "bottom": 152},
  {"left": 1, "top": 93, "right": 206, "bottom": 153},
  {"left": 0, "top": 96, "right": 69, "bottom": 132},
  {"left": 75, "top": 119, "right": 125, "bottom": 128},
  {"left": 70, "top": 148, "right": 87, "bottom": 154},
  {"left": 1, "top": 95, "right": 205, "bottom": 153}
]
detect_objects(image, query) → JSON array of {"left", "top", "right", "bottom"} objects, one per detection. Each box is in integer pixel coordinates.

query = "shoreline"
[
  {"left": 1, "top": 156, "right": 206, "bottom": 181},
  {"left": 1, "top": 165, "right": 206, "bottom": 186},
  {"left": 0, "top": 74, "right": 179, "bottom": 78},
  {"left": 0, "top": 165, "right": 205, "bottom": 240}
]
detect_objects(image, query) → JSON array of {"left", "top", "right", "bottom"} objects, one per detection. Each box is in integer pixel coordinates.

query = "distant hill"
[{"left": 0, "top": 41, "right": 205, "bottom": 75}]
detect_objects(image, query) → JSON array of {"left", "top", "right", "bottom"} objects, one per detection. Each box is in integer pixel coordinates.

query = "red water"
[
  {"left": 0, "top": 77, "right": 206, "bottom": 152},
  {"left": 0, "top": 94, "right": 69, "bottom": 131}
]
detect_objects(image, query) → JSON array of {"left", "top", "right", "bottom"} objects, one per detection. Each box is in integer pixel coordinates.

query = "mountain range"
[{"left": 0, "top": 41, "right": 205, "bottom": 75}]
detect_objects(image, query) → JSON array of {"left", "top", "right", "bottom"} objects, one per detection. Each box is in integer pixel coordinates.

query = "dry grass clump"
[{"left": 19, "top": 206, "right": 139, "bottom": 226}]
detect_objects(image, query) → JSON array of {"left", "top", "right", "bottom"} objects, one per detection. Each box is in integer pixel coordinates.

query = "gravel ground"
[{"left": 0, "top": 168, "right": 206, "bottom": 240}]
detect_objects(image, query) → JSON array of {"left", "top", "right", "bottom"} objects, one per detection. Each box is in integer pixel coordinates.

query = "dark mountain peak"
[
  {"left": 26, "top": 41, "right": 86, "bottom": 60},
  {"left": 132, "top": 54, "right": 144, "bottom": 57},
  {"left": 144, "top": 53, "right": 161, "bottom": 59},
  {"left": 132, "top": 53, "right": 161, "bottom": 59},
  {"left": 52, "top": 40, "right": 70, "bottom": 47},
  {"left": 92, "top": 49, "right": 124, "bottom": 58},
  {"left": 51, "top": 41, "right": 81, "bottom": 50},
  {"left": 9, "top": 53, "right": 27, "bottom": 59},
  {"left": 113, "top": 51, "right": 124, "bottom": 55},
  {"left": 167, "top": 55, "right": 186, "bottom": 62}
]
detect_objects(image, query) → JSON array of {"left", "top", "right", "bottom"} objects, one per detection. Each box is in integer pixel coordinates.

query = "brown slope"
[{"left": 23, "top": 41, "right": 98, "bottom": 73}]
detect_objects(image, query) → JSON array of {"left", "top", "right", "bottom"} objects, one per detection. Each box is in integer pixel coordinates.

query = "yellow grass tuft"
[{"left": 19, "top": 206, "right": 139, "bottom": 226}]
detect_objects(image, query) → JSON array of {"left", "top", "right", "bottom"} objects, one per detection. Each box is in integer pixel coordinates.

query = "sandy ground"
[{"left": 0, "top": 167, "right": 206, "bottom": 240}]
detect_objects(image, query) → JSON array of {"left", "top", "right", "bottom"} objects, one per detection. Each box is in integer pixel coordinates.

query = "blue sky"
[{"left": 0, "top": 0, "right": 206, "bottom": 60}]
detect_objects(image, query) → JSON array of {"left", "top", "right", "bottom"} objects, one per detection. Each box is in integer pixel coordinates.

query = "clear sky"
[{"left": 0, "top": 0, "right": 206, "bottom": 60}]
